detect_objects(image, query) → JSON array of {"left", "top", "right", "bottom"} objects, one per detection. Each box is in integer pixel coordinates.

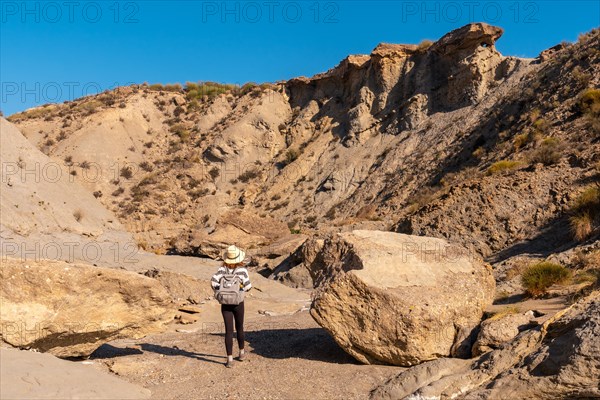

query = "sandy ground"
[
  {"left": 0, "top": 347, "right": 150, "bottom": 399},
  {"left": 88, "top": 311, "right": 402, "bottom": 400}
]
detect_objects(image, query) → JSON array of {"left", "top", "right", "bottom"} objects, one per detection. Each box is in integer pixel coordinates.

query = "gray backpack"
[{"left": 215, "top": 268, "right": 245, "bottom": 305}]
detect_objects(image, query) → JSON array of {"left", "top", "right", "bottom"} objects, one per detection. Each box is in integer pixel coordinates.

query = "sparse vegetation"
[
  {"left": 283, "top": 148, "right": 300, "bottom": 166},
  {"left": 513, "top": 133, "right": 530, "bottom": 150},
  {"left": 486, "top": 160, "right": 520, "bottom": 175},
  {"left": 238, "top": 168, "right": 260, "bottom": 183},
  {"left": 8, "top": 105, "right": 56, "bottom": 122},
  {"left": 74, "top": 100, "right": 103, "bottom": 114},
  {"left": 79, "top": 161, "right": 91, "bottom": 169},
  {"left": 472, "top": 147, "right": 485, "bottom": 159},
  {"left": 529, "top": 137, "right": 562, "bottom": 166},
  {"left": 406, "top": 187, "right": 437, "bottom": 214},
  {"left": 578, "top": 88, "right": 600, "bottom": 116},
  {"left": 578, "top": 88, "right": 600, "bottom": 133},
  {"left": 120, "top": 166, "right": 134, "bottom": 179},
  {"left": 416, "top": 39, "right": 434, "bottom": 53},
  {"left": 139, "top": 161, "right": 154, "bottom": 172},
  {"left": 486, "top": 306, "right": 521, "bottom": 321},
  {"left": 185, "top": 81, "right": 236, "bottom": 100},
  {"left": 208, "top": 167, "right": 220, "bottom": 180},
  {"left": 569, "top": 185, "right": 600, "bottom": 241},
  {"left": 532, "top": 118, "right": 549, "bottom": 135},
  {"left": 521, "top": 261, "right": 571, "bottom": 297},
  {"left": 572, "top": 65, "right": 592, "bottom": 86}
]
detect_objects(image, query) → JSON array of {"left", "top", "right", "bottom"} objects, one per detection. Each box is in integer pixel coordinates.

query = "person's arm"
[
  {"left": 211, "top": 267, "right": 225, "bottom": 290},
  {"left": 238, "top": 267, "right": 252, "bottom": 292}
]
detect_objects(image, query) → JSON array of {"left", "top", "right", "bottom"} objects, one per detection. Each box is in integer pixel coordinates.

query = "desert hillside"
[
  {"left": 9, "top": 24, "right": 599, "bottom": 265},
  {"left": 2, "top": 22, "right": 599, "bottom": 399}
]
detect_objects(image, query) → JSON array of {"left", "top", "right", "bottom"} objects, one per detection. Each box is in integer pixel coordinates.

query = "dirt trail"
[{"left": 89, "top": 312, "right": 401, "bottom": 400}]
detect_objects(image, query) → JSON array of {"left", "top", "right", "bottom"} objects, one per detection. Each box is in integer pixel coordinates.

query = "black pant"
[{"left": 221, "top": 302, "right": 245, "bottom": 356}]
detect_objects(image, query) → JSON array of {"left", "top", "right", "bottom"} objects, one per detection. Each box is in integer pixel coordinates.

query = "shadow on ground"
[
  {"left": 91, "top": 343, "right": 226, "bottom": 365},
  {"left": 241, "top": 327, "right": 358, "bottom": 364}
]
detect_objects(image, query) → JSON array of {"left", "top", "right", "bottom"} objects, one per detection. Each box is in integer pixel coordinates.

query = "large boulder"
[
  {"left": 0, "top": 258, "right": 174, "bottom": 358},
  {"left": 309, "top": 230, "right": 495, "bottom": 366}
]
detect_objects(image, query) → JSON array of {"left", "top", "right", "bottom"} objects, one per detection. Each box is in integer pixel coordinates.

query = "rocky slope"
[
  {"left": 0, "top": 118, "right": 135, "bottom": 265},
  {"left": 11, "top": 23, "right": 599, "bottom": 261}
]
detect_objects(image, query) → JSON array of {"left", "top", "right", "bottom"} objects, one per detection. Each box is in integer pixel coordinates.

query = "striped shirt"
[{"left": 211, "top": 266, "right": 252, "bottom": 292}]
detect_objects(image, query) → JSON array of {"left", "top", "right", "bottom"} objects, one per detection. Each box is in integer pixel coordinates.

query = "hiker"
[{"left": 211, "top": 245, "right": 252, "bottom": 368}]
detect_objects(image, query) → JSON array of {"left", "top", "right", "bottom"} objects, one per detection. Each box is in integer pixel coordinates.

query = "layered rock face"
[
  {"left": 0, "top": 258, "right": 174, "bottom": 357},
  {"left": 287, "top": 23, "right": 514, "bottom": 144},
  {"left": 309, "top": 230, "right": 495, "bottom": 366}
]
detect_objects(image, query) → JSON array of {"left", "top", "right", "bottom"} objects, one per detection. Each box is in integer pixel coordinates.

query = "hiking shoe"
[
  {"left": 225, "top": 360, "right": 233, "bottom": 368},
  {"left": 238, "top": 352, "right": 246, "bottom": 361}
]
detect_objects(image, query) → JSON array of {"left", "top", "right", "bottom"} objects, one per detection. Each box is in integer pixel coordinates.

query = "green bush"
[
  {"left": 521, "top": 262, "right": 571, "bottom": 297},
  {"left": 486, "top": 160, "right": 520, "bottom": 175}
]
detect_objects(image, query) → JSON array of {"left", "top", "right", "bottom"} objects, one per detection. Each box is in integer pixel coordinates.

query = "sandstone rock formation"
[
  {"left": 371, "top": 290, "right": 600, "bottom": 399},
  {"left": 0, "top": 258, "right": 174, "bottom": 358},
  {"left": 309, "top": 230, "right": 495, "bottom": 366}
]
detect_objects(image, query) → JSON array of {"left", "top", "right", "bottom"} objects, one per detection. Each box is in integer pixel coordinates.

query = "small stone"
[{"left": 178, "top": 305, "right": 202, "bottom": 314}]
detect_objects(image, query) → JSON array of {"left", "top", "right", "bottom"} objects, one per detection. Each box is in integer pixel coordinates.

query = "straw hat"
[{"left": 223, "top": 245, "right": 246, "bottom": 264}]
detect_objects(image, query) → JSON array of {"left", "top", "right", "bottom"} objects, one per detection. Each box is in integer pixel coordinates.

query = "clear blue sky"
[{"left": 1, "top": 1, "right": 598, "bottom": 115}]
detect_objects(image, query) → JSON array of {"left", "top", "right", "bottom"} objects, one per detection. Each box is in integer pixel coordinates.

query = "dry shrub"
[
  {"left": 521, "top": 262, "right": 571, "bottom": 297},
  {"left": 569, "top": 185, "right": 600, "bottom": 241}
]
